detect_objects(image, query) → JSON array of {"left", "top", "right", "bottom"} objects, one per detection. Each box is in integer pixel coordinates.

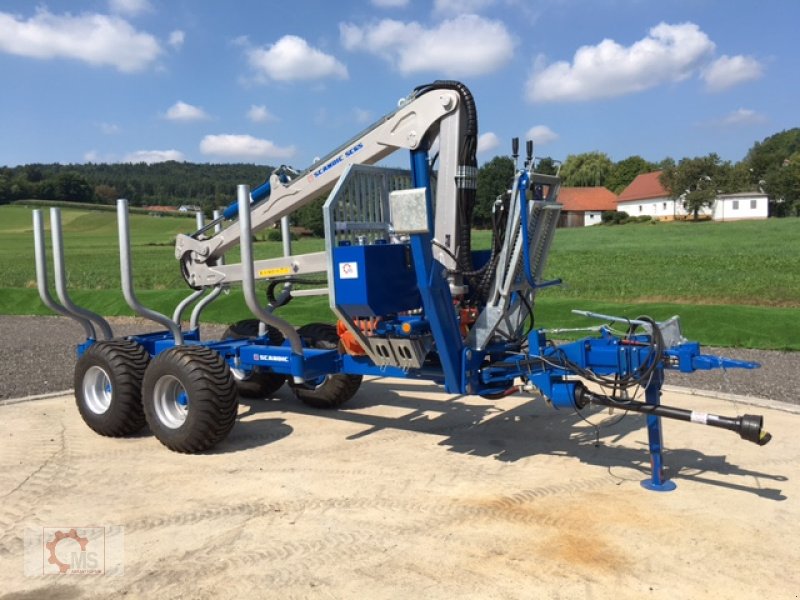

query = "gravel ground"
[
  {"left": 0, "top": 315, "right": 796, "bottom": 404},
  {"left": 0, "top": 316, "right": 226, "bottom": 401}
]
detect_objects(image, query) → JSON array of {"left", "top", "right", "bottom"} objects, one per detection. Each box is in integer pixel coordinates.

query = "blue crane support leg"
[
  {"left": 407, "top": 148, "right": 464, "bottom": 393},
  {"left": 640, "top": 369, "right": 677, "bottom": 492}
]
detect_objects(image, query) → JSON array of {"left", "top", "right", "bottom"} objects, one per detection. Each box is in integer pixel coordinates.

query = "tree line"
[
  {"left": 475, "top": 128, "right": 800, "bottom": 226},
  {"left": 0, "top": 162, "right": 273, "bottom": 214},
  {"left": 1, "top": 128, "right": 797, "bottom": 233}
]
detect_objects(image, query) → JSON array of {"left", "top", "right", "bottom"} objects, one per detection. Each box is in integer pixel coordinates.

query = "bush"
[
  {"left": 601, "top": 210, "right": 630, "bottom": 225},
  {"left": 598, "top": 211, "right": 655, "bottom": 225},
  {"left": 264, "top": 228, "right": 298, "bottom": 242}
]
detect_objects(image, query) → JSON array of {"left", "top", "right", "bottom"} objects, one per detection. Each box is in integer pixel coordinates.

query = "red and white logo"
[{"left": 25, "top": 525, "right": 124, "bottom": 576}]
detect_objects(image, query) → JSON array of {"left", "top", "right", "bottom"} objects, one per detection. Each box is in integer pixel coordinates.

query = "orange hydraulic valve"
[
  {"left": 336, "top": 319, "right": 378, "bottom": 355},
  {"left": 459, "top": 307, "right": 478, "bottom": 337}
]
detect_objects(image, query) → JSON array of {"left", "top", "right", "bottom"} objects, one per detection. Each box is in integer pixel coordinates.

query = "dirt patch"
[{"left": 1, "top": 384, "right": 797, "bottom": 598}]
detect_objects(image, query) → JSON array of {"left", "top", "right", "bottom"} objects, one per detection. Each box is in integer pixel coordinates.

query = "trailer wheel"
[
  {"left": 74, "top": 340, "right": 149, "bottom": 437},
  {"left": 288, "top": 323, "right": 362, "bottom": 409},
  {"left": 223, "top": 319, "right": 286, "bottom": 398},
  {"left": 142, "top": 346, "right": 238, "bottom": 453}
]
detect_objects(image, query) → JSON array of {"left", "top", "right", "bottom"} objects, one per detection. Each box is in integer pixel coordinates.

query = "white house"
[
  {"left": 617, "top": 171, "right": 769, "bottom": 221},
  {"left": 711, "top": 192, "right": 769, "bottom": 221},
  {"left": 616, "top": 171, "right": 677, "bottom": 220}
]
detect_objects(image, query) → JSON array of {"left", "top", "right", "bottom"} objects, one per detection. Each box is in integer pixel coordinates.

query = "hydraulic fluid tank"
[{"left": 333, "top": 244, "right": 420, "bottom": 317}]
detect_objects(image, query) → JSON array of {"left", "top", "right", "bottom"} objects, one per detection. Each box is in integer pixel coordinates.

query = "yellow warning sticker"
[{"left": 258, "top": 266, "right": 292, "bottom": 278}]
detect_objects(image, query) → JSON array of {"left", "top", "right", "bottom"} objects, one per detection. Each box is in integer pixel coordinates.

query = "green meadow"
[{"left": 1, "top": 204, "right": 798, "bottom": 349}]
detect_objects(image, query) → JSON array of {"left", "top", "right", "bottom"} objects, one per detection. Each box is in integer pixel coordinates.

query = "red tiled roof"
[
  {"left": 617, "top": 171, "right": 668, "bottom": 202},
  {"left": 558, "top": 186, "right": 618, "bottom": 212}
]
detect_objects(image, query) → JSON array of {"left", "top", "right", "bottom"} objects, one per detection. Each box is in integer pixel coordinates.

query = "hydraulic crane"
[{"left": 33, "top": 81, "right": 769, "bottom": 491}]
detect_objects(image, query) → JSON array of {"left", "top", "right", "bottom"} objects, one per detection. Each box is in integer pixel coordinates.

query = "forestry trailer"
[{"left": 33, "top": 81, "right": 769, "bottom": 491}]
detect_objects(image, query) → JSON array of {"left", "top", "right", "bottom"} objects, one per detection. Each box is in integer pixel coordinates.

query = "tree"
[
  {"left": 558, "top": 152, "right": 613, "bottom": 187},
  {"left": 475, "top": 156, "right": 514, "bottom": 228},
  {"left": 37, "top": 179, "right": 56, "bottom": 200},
  {"left": 55, "top": 172, "right": 94, "bottom": 202},
  {"left": 25, "top": 165, "right": 44, "bottom": 183},
  {"left": 745, "top": 128, "right": 800, "bottom": 183},
  {"left": 0, "top": 174, "right": 10, "bottom": 204},
  {"left": 763, "top": 151, "right": 800, "bottom": 217},
  {"left": 292, "top": 196, "right": 325, "bottom": 236},
  {"left": 659, "top": 153, "right": 736, "bottom": 220},
  {"left": 745, "top": 129, "right": 800, "bottom": 216},
  {"left": 607, "top": 155, "right": 656, "bottom": 193},
  {"left": 657, "top": 157, "right": 676, "bottom": 171},
  {"left": 94, "top": 184, "right": 119, "bottom": 204},
  {"left": 9, "top": 176, "right": 31, "bottom": 200},
  {"left": 535, "top": 156, "right": 558, "bottom": 176},
  {"left": 726, "top": 161, "right": 753, "bottom": 194}
]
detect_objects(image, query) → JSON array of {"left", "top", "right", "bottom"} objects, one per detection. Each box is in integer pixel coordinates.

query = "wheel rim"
[
  {"left": 153, "top": 374, "right": 189, "bottom": 429},
  {"left": 231, "top": 367, "right": 259, "bottom": 382},
  {"left": 298, "top": 375, "right": 329, "bottom": 391},
  {"left": 83, "top": 365, "right": 112, "bottom": 415}
]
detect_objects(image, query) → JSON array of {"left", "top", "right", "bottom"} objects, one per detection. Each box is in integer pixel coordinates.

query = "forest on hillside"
[{"left": 0, "top": 162, "right": 273, "bottom": 213}]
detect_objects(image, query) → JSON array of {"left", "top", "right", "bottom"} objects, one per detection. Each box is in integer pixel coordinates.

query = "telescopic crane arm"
[{"left": 176, "top": 83, "right": 474, "bottom": 289}]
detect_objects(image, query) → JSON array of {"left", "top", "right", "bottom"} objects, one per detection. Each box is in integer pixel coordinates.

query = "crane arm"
[{"left": 176, "top": 86, "right": 464, "bottom": 287}]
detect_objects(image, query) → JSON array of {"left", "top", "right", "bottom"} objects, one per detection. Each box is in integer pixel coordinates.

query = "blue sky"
[{"left": 1, "top": 0, "right": 797, "bottom": 169}]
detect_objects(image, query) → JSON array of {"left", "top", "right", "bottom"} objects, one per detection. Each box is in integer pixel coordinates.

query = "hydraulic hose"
[{"left": 417, "top": 80, "right": 482, "bottom": 302}]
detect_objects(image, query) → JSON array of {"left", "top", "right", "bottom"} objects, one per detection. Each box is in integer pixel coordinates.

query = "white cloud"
[
  {"left": 526, "top": 125, "right": 558, "bottom": 145},
  {"left": 200, "top": 134, "right": 296, "bottom": 160},
  {"left": 371, "top": 0, "right": 409, "bottom": 7},
  {"left": 165, "top": 101, "right": 209, "bottom": 122},
  {"left": 353, "top": 107, "right": 373, "bottom": 125},
  {"left": 340, "top": 14, "right": 514, "bottom": 77},
  {"left": 168, "top": 30, "right": 185, "bottom": 49},
  {"left": 125, "top": 149, "right": 184, "bottom": 163},
  {"left": 477, "top": 132, "right": 500, "bottom": 154},
  {"left": 247, "top": 105, "right": 277, "bottom": 123},
  {"left": 109, "top": 0, "right": 153, "bottom": 17},
  {"left": 247, "top": 35, "right": 348, "bottom": 82},
  {"left": 718, "top": 108, "right": 767, "bottom": 126},
  {"left": 703, "top": 54, "right": 763, "bottom": 92},
  {"left": 99, "top": 122, "right": 121, "bottom": 135},
  {"left": 433, "top": 0, "right": 495, "bottom": 16},
  {"left": 526, "top": 22, "right": 715, "bottom": 102},
  {"left": 84, "top": 150, "right": 104, "bottom": 163},
  {"left": 0, "top": 8, "right": 161, "bottom": 72}
]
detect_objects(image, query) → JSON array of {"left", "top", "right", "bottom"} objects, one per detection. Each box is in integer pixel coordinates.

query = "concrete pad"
[{"left": 1, "top": 378, "right": 797, "bottom": 599}]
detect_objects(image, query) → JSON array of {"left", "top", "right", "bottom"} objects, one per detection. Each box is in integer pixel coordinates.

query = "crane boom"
[{"left": 176, "top": 85, "right": 469, "bottom": 288}]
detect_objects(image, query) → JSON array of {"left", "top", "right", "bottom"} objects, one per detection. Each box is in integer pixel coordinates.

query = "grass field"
[{"left": 1, "top": 204, "right": 798, "bottom": 349}]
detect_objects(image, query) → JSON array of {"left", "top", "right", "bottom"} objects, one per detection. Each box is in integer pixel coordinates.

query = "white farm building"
[
  {"left": 616, "top": 171, "right": 769, "bottom": 221},
  {"left": 710, "top": 192, "right": 769, "bottom": 221}
]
